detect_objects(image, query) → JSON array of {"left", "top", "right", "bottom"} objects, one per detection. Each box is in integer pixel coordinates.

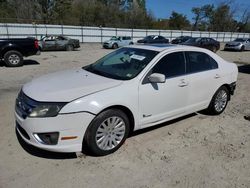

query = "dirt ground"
[{"left": 0, "top": 44, "right": 250, "bottom": 188}]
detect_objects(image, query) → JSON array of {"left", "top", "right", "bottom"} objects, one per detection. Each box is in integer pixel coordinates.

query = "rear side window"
[
  {"left": 186, "top": 52, "right": 218, "bottom": 74},
  {"left": 152, "top": 52, "right": 186, "bottom": 78},
  {"left": 122, "top": 37, "right": 131, "bottom": 40}
]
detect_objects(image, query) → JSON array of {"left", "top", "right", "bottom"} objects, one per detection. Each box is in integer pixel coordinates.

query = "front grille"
[
  {"left": 16, "top": 122, "right": 30, "bottom": 140},
  {"left": 15, "top": 90, "right": 37, "bottom": 119}
]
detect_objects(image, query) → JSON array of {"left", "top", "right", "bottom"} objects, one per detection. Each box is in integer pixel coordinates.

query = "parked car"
[
  {"left": 39, "top": 35, "right": 80, "bottom": 51},
  {"left": 171, "top": 36, "right": 192, "bottom": 44},
  {"left": 224, "top": 38, "right": 250, "bottom": 51},
  {"left": 0, "top": 37, "right": 40, "bottom": 67},
  {"left": 137, "top": 35, "right": 169, "bottom": 44},
  {"left": 103, "top": 36, "right": 133, "bottom": 49},
  {"left": 15, "top": 44, "right": 237, "bottom": 156},
  {"left": 182, "top": 37, "right": 220, "bottom": 52}
]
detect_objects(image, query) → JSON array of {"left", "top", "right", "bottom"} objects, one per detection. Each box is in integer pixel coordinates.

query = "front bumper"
[
  {"left": 103, "top": 43, "right": 112, "bottom": 48},
  {"left": 15, "top": 111, "right": 95, "bottom": 153}
]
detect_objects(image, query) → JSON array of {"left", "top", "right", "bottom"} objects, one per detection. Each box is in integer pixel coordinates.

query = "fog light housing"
[{"left": 34, "top": 132, "right": 59, "bottom": 145}]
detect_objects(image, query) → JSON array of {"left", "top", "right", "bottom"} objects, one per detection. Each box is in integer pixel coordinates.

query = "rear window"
[{"left": 186, "top": 52, "right": 218, "bottom": 73}]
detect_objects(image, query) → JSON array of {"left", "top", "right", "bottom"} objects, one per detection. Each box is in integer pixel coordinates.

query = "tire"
[
  {"left": 212, "top": 46, "right": 217, "bottom": 53},
  {"left": 206, "top": 86, "right": 229, "bottom": 115},
  {"left": 84, "top": 109, "right": 130, "bottom": 156},
  {"left": 66, "top": 44, "right": 74, "bottom": 51},
  {"left": 240, "top": 46, "right": 245, "bottom": 52},
  {"left": 4, "top": 50, "right": 23, "bottom": 67},
  {"left": 112, "top": 43, "right": 118, "bottom": 49},
  {"left": 129, "top": 42, "right": 134, "bottom": 45}
]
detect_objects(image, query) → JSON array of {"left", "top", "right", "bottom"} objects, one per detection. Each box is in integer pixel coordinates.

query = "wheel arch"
[
  {"left": 221, "top": 84, "right": 231, "bottom": 100},
  {"left": 1, "top": 46, "right": 23, "bottom": 58},
  {"left": 84, "top": 104, "right": 135, "bottom": 138},
  {"left": 98, "top": 105, "right": 135, "bottom": 134}
]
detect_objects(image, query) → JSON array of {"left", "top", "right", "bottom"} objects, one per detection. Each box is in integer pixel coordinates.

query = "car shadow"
[
  {"left": 0, "top": 59, "right": 40, "bottom": 67},
  {"left": 130, "top": 113, "right": 197, "bottom": 137},
  {"left": 15, "top": 129, "right": 77, "bottom": 159},
  {"left": 238, "top": 64, "right": 250, "bottom": 74}
]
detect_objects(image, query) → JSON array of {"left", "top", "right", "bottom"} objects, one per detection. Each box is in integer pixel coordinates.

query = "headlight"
[{"left": 29, "top": 103, "right": 66, "bottom": 118}]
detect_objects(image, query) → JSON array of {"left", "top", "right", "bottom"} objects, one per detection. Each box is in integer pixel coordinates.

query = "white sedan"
[{"left": 15, "top": 44, "right": 238, "bottom": 156}]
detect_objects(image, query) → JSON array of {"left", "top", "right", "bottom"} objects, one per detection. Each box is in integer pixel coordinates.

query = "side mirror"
[{"left": 148, "top": 73, "right": 166, "bottom": 83}]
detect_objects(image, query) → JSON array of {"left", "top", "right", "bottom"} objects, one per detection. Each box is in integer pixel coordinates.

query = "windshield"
[
  {"left": 83, "top": 48, "right": 159, "bottom": 80},
  {"left": 110, "top": 36, "right": 119, "bottom": 40},
  {"left": 234, "top": 38, "right": 246, "bottom": 42},
  {"left": 145, "top": 36, "right": 154, "bottom": 40}
]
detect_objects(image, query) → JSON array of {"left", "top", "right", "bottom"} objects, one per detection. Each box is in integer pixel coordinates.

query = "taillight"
[{"left": 34, "top": 40, "right": 39, "bottom": 49}]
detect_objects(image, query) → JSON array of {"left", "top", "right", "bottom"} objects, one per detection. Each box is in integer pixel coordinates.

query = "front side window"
[
  {"left": 186, "top": 52, "right": 218, "bottom": 74},
  {"left": 152, "top": 52, "right": 186, "bottom": 78},
  {"left": 83, "top": 48, "right": 159, "bottom": 80}
]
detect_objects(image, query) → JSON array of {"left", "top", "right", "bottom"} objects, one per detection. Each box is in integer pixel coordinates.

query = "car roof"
[{"left": 128, "top": 44, "right": 205, "bottom": 52}]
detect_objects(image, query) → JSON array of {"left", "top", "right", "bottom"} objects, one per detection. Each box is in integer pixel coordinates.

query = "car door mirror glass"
[{"left": 148, "top": 73, "right": 166, "bottom": 83}]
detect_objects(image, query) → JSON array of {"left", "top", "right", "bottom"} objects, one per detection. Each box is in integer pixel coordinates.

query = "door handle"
[
  {"left": 214, "top": 74, "right": 220, "bottom": 79},
  {"left": 178, "top": 79, "right": 188, "bottom": 87}
]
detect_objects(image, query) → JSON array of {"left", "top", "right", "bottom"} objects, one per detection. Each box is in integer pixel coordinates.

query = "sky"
[{"left": 146, "top": 0, "right": 250, "bottom": 21}]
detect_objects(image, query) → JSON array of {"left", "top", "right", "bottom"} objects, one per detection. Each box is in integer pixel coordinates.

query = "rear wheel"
[
  {"left": 84, "top": 109, "right": 130, "bottom": 156},
  {"left": 4, "top": 50, "right": 23, "bottom": 67},
  {"left": 206, "top": 86, "right": 229, "bottom": 115},
  {"left": 212, "top": 46, "right": 217, "bottom": 53}
]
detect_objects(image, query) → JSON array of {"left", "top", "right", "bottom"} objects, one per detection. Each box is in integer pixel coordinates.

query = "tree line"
[{"left": 0, "top": 0, "right": 249, "bottom": 32}]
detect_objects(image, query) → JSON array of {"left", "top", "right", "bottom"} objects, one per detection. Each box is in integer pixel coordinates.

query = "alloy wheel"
[{"left": 95, "top": 116, "right": 126, "bottom": 151}]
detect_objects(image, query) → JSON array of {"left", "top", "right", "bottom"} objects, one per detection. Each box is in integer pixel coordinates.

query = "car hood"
[
  {"left": 22, "top": 68, "right": 122, "bottom": 102},
  {"left": 104, "top": 40, "right": 115, "bottom": 43}
]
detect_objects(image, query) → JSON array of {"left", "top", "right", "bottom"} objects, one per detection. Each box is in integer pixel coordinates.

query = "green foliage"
[
  {"left": 209, "top": 4, "right": 236, "bottom": 32},
  {"left": 192, "top": 4, "right": 214, "bottom": 30},
  {"left": 168, "top": 11, "right": 191, "bottom": 30}
]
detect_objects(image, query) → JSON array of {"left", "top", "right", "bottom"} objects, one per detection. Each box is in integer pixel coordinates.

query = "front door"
[{"left": 139, "top": 52, "right": 188, "bottom": 127}]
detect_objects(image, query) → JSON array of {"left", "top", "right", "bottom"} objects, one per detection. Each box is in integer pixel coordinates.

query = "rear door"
[
  {"left": 184, "top": 51, "right": 221, "bottom": 112},
  {"left": 201, "top": 38, "right": 210, "bottom": 50},
  {"left": 56, "top": 36, "right": 68, "bottom": 50},
  {"left": 43, "top": 37, "right": 56, "bottom": 51}
]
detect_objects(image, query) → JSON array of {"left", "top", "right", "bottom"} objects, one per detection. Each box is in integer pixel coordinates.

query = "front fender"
[{"left": 59, "top": 82, "right": 139, "bottom": 128}]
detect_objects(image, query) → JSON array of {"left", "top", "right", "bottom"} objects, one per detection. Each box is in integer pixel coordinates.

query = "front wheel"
[
  {"left": 206, "top": 86, "right": 229, "bottom": 115},
  {"left": 112, "top": 43, "right": 118, "bottom": 49},
  {"left": 84, "top": 109, "right": 130, "bottom": 156},
  {"left": 66, "top": 44, "right": 74, "bottom": 51}
]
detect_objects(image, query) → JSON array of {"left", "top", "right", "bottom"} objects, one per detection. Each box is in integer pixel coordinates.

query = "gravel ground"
[{"left": 0, "top": 44, "right": 250, "bottom": 188}]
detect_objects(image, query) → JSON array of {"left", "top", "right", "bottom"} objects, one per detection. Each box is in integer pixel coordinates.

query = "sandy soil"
[{"left": 0, "top": 44, "right": 250, "bottom": 188}]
